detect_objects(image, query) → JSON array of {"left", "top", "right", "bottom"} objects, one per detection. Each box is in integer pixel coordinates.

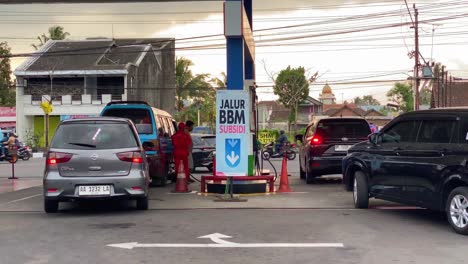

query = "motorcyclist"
[
  {"left": 369, "top": 122, "right": 378, "bottom": 133},
  {"left": 275, "top": 130, "right": 288, "bottom": 154},
  {"left": 0, "top": 133, "right": 7, "bottom": 158},
  {"left": 1, "top": 133, "right": 17, "bottom": 158}
]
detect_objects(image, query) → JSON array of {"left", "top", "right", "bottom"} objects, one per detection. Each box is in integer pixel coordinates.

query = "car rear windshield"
[
  {"left": 51, "top": 122, "right": 138, "bottom": 150},
  {"left": 202, "top": 136, "right": 216, "bottom": 147},
  {"left": 101, "top": 108, "right": 153, "bottom": 134},
  {"left": 192, "top": 136, "right": 216, "bottom": 147},
  {"left": 193, "top": 127, "right": 212, "bottom": 134},
  {"left": 315, "top": 119, "right": 371, "bottom": 139}
]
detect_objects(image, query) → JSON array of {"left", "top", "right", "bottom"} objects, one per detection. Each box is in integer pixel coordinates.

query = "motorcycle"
[
  {"left": 17, "top": 143, "right": 32, "bottom": 161},
  {"left": 0, "top": 147, "right": 19, "bottom": 163},
  {"left": 262, "top": 141, "right": 296, "bottom": 161}
]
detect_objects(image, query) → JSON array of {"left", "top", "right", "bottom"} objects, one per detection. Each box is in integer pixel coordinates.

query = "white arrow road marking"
[
  {"left": 227, "top": 139, "right": 239, "bottom": 147},
  {"left": 107, "top": 233, "right": 344, "bottom": 249},
  {"left": 198, "top": 233, "right": 237, "bottom": 245},
  {"left": 226, "top": 151, "right": 240, "bottom": 165}
]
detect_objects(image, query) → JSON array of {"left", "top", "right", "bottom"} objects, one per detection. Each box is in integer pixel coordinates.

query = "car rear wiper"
[{"left": 67, "top": 142, "right": 97, "bottom": 148}]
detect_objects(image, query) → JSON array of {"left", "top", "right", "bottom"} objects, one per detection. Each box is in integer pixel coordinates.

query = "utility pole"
[{"left": 413, "top": 4, "right": 420, "bottom": 111}]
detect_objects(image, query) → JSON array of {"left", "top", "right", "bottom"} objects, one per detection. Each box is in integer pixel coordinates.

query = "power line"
[{"left": 403, "top": 0, "right": 415, "bottom": 26}]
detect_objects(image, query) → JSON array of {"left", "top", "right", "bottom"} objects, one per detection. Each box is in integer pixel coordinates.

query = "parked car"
[
  {"left": 192, "top": 126, "right": 213, "bottom": 134},
  {"left": 343, "top": 108, "right": 468, "bottom": 235},
  {"left": 100, "top": 101, "right": 177, "bottom": 186},
  {"left": 297, "top": 117, "right": 371, "bottom": 184},
  {"left": 191, "top": 134, "right": 215, "bottom": 172},
  {"left": 43, "top": 117, "right": 150, "bottom": 213}
]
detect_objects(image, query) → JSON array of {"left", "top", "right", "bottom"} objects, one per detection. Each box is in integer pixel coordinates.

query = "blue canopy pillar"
[
  {"left": 224, "top": 0, "right": 255, "bottom": 89},
  {"left": 215, "top": 0, "right": 256, "bottom": 177}
]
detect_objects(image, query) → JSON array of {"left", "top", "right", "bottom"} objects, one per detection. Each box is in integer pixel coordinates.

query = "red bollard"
[
  {"left": 8, "top": 163, "right": 17, "bottom": 180},
  {"left": 8, "top": 153, "right": 18, "bottom": 180},
  {"left": 212, "top": 153, "right": 216, "bottom": 177}
]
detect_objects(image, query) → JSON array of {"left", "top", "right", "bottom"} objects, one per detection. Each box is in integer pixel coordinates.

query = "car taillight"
[
  {"left": 47, "top": 152, "right": 73, "bottom": 165},
  {"left": 117, "top": 151, "right": 143, "bottom": 163},
  {"left": 311, "top": 136, "right": 322, "bottom": 145}
]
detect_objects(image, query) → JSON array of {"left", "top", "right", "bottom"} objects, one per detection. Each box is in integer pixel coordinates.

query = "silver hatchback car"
[{"left": 43, "top": 117, "right": 150, "bottom": 213}]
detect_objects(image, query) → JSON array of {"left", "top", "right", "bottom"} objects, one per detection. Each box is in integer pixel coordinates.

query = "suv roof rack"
[{"left": 106, "top": 101, "right": 150, "bottom": 107}]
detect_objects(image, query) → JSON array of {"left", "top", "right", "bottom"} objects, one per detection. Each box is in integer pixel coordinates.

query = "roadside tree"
[
  {"left": 175, "top": 57, "right": 220, "bottom": 129},
  {"left": 273, "top": 66, "right": 310, "bottom": 133},
  {"left": 0, "top": 42, "right": 15, "bottom": 106},
  {"left": 420, "top": 88, "right": 432, "bottom": 105},
  {"left": 354, "top": 95, "right": 380, "bottom": 106},
  {"left": 387, "top": 82, "right": 414, "bottom": 112},
  {"left": 175, "top": 57, "right": 213, "bottom": 112}
]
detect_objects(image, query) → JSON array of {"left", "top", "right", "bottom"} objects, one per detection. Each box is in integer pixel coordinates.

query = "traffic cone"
[
  {"left": 277, "top": 155, "right": 292, "bottom": 192},
  {"left": 174, "top": 161, "right": 189, "bottom": 193}
]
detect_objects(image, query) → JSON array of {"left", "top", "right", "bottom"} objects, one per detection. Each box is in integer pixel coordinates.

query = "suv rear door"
[
  {"left": 49, "top": 121, "right": 141, "bottom": 177},
  {"left": 309, "top": 118, "right": 370, "bottom": 157},
  {"left": 402, "top": 115, "right": 459, "bottom": 207}
]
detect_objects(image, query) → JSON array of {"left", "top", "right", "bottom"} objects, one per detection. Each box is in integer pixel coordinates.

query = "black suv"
[
  {"left": 297, "top": 117, "right": 371, "bottom": 184},
  {"left": 343, "top": 108, "right": 468, "bottom": 235}
]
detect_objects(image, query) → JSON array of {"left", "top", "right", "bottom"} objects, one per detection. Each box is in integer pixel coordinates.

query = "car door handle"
[
  {"left": 438, "top": 149, "right": 451, "bottom": 156},
  {"left": 392, "top": 147, "right": 405, "bottom": 156}
]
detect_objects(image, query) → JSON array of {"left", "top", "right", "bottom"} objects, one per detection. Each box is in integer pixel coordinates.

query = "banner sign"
[
  {"left": 0, "top": 107, "right": 15, "bottom": 117},
  {"left": 216, "top": 90, "right": 250, "bottom": 176},
  {"left": 258, "top": 131, "right": 275, "bottom": 145}
]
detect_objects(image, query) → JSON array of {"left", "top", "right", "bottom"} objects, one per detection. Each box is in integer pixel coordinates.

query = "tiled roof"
[
  {"left": 15, "top": 38, "right": 174, "bottom": 73},
  {"left": 323, "top": 104, "right": 367, "bottom": 117}
]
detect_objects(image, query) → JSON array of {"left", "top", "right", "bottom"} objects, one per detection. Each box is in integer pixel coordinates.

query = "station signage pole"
[{"left": 217, "top": 0, "right": 255, "bottom": 177}]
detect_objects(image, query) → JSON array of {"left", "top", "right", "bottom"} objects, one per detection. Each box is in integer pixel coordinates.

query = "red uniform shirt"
[{"left": 171, "top": 130, "right": 192, "bottom": 158}]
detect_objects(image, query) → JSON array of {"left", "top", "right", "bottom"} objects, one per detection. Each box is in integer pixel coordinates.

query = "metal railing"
[{"left": 27, "top": 94, "right": 124, "bottom": 104}]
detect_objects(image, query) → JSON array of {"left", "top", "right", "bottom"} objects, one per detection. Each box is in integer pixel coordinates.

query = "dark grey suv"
[
  {"left": 343, "top": 108, "right": 468, "bottom": 235},
  {"left": 297, "top": 117, "right": 371, "bottom": 183},
  {"left": 43, "top": 117, "right": 150, "bottom": 213}
]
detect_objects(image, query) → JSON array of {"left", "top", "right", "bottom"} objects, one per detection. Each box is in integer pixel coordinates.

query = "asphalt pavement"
[{"left": 0, "top": 157, "right": 465, "bottom": 264}]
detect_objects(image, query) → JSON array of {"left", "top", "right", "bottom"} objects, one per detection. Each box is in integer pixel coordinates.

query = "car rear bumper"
[
  {"left": 309, "top": 156, "right": 345, "bottom": 175},
  {"left": 43, "top": 174, "right": 148, "bottom": 201}
]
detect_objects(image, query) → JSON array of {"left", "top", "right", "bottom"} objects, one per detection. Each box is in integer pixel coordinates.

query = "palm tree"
[
  {"left": 210, "top": 72, "right": 227, "bottom": 89},
  {"left": 32, "top": 26, "right": 70, "bottom": 50},
  {"left": 175, "top": 57, "right": 212, "bottom": 111}
]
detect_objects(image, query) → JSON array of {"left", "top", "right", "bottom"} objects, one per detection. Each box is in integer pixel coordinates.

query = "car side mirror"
[{"left": 295, "top": 134, "right": 303, "bottom": 143}]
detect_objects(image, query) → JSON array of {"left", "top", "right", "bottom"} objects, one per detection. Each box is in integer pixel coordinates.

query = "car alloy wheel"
[
  {"left": 446, "top": 186, "right": 468, "bottom": 235},
  {"left": 450, "top": 194, "right": 468, "bottom": 229}
]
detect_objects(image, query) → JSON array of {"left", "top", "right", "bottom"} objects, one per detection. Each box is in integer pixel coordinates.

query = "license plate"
[
  {"left": 78, "top": 185, "right": 111, "bottom": 196},
  {"left": 335, "top": 145, "right": 351, "bottom": 151}
]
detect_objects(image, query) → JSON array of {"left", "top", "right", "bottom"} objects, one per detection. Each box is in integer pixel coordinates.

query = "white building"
[{"left": 14, "top": 38, "right": 175, "bottom": 146}]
